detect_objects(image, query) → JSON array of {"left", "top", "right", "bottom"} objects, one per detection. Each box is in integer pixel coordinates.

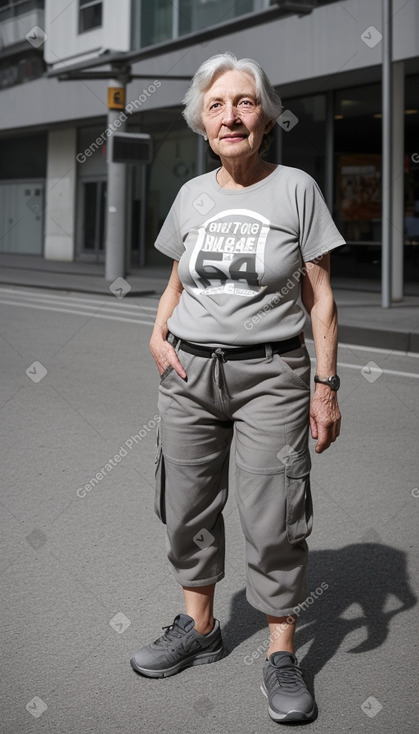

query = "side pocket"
[
  {"left": 154, "top": 427, "right": 166, "bottom": 524},
  {"left": 285, "top": 449, "right": 313, "bottom": 544},
  {"left": 160, "top": 364, "right": 174, "bottom": 383}
]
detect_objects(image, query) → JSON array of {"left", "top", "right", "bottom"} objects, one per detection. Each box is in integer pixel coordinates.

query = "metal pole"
[
  {"left": 391, "top": 61, "right": 404, "bottom": 301},
  {"left": 325, "top": 90, "right": 334, "bottom": 212},
  {"left": 381, "top": 0, "right": 392, "bottom": 308},
  {"left": 105, "top": 70, "right": 128, "bottom": 281}
]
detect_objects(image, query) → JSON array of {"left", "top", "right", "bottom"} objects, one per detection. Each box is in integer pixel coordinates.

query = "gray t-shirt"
[{"left": 154, "top": 165, "right": 345, "bottom": 347}]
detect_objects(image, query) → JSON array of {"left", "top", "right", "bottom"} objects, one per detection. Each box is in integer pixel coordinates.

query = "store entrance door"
[{"left": 77, "top": 178, "right": 107, "bottom": 262}]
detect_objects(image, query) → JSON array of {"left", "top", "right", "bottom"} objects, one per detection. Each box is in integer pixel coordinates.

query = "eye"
[
  {"left": 238, "top": 98, "right": 256, "bottom": 110},
  {"left": 209, "top": 102, "right": 222, "bottom": 111}
]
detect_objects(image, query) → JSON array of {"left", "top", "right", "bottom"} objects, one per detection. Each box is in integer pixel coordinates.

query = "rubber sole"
[
  {"left": 130, "top": 645, "right": 225, "bottom": 679},
  {"left": 260, "top": 682, "right": 316, "bottom": 722}
]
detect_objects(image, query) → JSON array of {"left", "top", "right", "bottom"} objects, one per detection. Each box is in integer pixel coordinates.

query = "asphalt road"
[{"left": 1, "top": 285, "right": 418, "bottom": 734}]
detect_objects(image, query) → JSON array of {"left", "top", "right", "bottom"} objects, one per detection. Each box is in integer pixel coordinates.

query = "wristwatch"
[{"left": 314, "top": 374, "right": 341, "bottom": 391}]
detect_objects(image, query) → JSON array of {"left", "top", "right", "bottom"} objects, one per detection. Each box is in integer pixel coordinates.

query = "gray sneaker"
[
  {"left": 261, "top": 651, "right": 316, "bottom": 723},
  {"left": 130, "top": 614, "right": 225, "bottom": 678}
]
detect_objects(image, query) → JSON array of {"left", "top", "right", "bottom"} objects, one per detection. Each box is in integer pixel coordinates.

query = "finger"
[
  {"left": 315, "top": 425, "right": 332, "bottom": 453},
  {"left": 155, "top": 344, "right": 186, "bottom": 378},
  {"left": 309, "top": 415, "right": 318, "bottom": 440},
  {"left": 329, "top": 420, "right": 340, "bottom": 443},
  {"left": 165, "top": 349, "right": 187, "bottom": 379},
  {"left": 172, "top": 356, "right": 187, "bottom": 379}
]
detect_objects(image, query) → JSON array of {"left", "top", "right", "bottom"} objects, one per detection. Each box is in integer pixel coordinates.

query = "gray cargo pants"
[{"left": 155, "top": 335, "right": 313, "bottom": 617}]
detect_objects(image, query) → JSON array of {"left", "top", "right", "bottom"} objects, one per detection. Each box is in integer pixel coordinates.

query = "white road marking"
[
  {"left": 0, "top": 299, "right": 155, "bottom": 326},
  {"left": 305, "top": 338, "right": 419, "bottom": 359},
  {"left": 0, "top": 287, "right": 157, "bottom": 312}
]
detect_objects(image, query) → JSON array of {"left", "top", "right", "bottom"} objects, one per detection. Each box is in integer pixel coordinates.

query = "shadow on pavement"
[{"left": 222, "top": 543, "right": 416, "bottom": 685}]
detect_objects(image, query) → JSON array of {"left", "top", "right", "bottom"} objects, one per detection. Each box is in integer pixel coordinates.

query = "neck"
[{"left": 217, "top": 156, "right": 276, "bottom": 190}]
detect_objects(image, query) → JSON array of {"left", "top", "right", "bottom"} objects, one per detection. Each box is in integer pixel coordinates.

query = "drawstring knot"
[
  {"left": 211, "top": 348, "right": 230, "bottom": 398},
  {"left": 212, "top": 347, "right": 226, "bottom": 363}
]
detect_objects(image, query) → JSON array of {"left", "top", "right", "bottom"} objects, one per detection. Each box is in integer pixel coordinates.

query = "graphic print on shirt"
[{"left": 189, "top": 209, "right": 269, "bottom": 297}]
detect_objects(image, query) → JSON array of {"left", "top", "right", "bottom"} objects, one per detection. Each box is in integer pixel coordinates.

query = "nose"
[{"left": 222, "top": 103, "right": 241, "bottom": 125}]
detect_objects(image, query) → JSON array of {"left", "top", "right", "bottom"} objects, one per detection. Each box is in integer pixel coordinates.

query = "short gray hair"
[{"left": 182, "top": 52, "right": 283, "bottom": 136}]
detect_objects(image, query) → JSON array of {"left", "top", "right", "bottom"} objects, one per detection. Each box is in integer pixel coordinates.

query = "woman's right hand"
[{"left": 149, "top": 331, "right": 187, "bottom": 379}]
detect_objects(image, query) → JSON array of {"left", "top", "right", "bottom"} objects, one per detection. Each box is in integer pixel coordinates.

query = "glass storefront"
[
  {"left": 331, "top": 75, "right": 419, "bottom": 284},
  {"left": 269, "top": 76, "right": 418, "bottom": 284},
  {"left": 404, "top": 74, "right": 419, "bottom": 281}
]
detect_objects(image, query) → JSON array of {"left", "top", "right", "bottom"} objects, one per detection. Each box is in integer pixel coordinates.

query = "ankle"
[
  {"left": 193, "top": 618, "right": 215, "bottom": 635},
  {"left": 266, "top": 645, "right": 294, "bottom": 659}
]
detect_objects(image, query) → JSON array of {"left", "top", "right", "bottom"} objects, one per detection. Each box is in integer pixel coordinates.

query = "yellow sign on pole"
[{"left": 108, "top": 87, "right": 125, "bottom": 110}]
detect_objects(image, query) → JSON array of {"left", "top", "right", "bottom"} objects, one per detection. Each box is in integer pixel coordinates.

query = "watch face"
[{"left": 329, "top": 375, "right": 341, "bottom": 390}]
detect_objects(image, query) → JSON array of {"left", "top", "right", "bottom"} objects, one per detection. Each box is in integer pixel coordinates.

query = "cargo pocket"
[
  {"left": 285, "top": 449, "right": 313, "bottom": 544},
  {"left": 154, "top": 426, "right": 166, "bottom": 524}
]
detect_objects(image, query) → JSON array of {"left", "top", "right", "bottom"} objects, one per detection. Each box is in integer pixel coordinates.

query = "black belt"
[{"left": 169, "top": 333, "right": 301, "bottom": 361}]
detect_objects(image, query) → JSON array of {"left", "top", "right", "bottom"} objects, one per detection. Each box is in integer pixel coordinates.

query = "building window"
[
  {"left": 79, "top": 0, "right": 102, "bottom": 34},
  {"left": 134, "top": 0, "right": 266, "bottom": 49},
  {"left": 0, "top": 0, "right": 44, "bottom": 21}
]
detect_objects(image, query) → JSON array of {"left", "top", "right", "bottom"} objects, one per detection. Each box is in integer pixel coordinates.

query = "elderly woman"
[{"left": 130, "top": 53, "right": 343, "bottom": 723}]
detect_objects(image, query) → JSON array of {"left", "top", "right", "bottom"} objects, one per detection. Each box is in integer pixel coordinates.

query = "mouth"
[{"left": 221, "top": 133, "right": 248, "bottom": 142}]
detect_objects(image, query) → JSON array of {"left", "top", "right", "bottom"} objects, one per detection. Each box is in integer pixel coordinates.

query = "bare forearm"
[
  {"left": 153, "top": 285, "right": 182, "bottom": 338},
  {"left": 150, "top": 262, "right": 186, "bottom": 378},
  {"left": 152, "top": 265, "right": 183, "bottom": 339},
  {"left": 310, "top": 293, "right": 338, "bottom": 377},
  {"left": 301, "top": 257, "right": 341, "bottom": 452}
]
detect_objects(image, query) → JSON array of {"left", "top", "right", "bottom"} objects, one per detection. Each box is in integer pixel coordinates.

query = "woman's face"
[{"left": 201, "top": 69, "right": 274, "bottom": 162}]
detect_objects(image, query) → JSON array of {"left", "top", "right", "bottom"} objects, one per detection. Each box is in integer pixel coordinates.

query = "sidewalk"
[{"left": 1, "top": 253, "right": 419, "bottom": 353}]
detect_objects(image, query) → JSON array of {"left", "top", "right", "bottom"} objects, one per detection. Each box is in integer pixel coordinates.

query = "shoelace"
[
  {"left": 273, "top": 663, "right": 304, "bottom": 692},
  {"left": 156, "top": 621, "right": 185, "bottom": 646}
]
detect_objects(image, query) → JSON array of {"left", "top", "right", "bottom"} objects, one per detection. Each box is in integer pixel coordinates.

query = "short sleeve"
[
  {"left": 154, "top": 189, "right": 184, "bottom": 261},
  {"left": 296, "top": 175, "right": 346, "bottom": 262}
]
